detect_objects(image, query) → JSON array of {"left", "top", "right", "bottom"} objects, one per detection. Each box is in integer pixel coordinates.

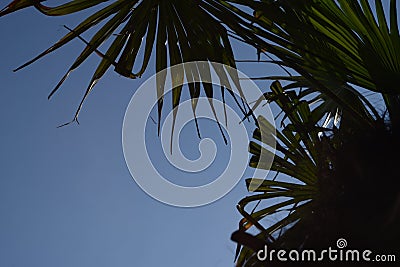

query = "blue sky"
[{"left": 0, "top": 5, "right": 282, "bottom": 267}]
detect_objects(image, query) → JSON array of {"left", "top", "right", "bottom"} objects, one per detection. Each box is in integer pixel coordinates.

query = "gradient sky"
[{"left": 0, "top": 5, "right": 283, "bottom": 267}]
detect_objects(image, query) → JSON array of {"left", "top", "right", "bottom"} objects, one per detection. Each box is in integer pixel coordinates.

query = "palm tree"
[
  {"left": 229, "top": 0, "right": 400, "bottom": 265},
  {"left": 2, "top": 0, "right": 400, "bottom": 266}
]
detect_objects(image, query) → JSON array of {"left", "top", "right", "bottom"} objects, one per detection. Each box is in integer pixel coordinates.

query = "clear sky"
[{"left": 0, "top": 5, "right": 282, "bottom": 267}]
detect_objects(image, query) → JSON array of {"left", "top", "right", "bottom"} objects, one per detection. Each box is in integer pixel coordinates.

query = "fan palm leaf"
[
  {"left": 219, "top": 0, "right": 400, "bottom": 129},
  {"left": 233, "top": 81, "right": 321, "bottom": 265},
  {"left": 232, "top": 80, "right": 399, "bottom": 266},
  {"left": 0, "top": 0, "right": 247, "bottom": 131}
]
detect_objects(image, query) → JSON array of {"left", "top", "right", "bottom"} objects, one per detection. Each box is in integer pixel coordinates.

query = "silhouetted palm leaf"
[
  {"left": 238, "top": 0, "right": 400, "bottom": 128},
  {"left": 0, "top": 0, "right": 246, "bottom": 130},
  {"left": 233, "top": 80, "right": 399, "bottom": 266}
]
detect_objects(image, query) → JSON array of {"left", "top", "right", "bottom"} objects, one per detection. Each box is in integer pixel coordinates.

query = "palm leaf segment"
[{"left": 0, "top": 0, "right": 246, "bottom": 129}]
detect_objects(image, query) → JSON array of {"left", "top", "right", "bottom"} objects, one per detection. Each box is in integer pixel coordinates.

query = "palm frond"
[
  {"left": 0, "top": 0, "right": 246, "bottom": 130},
  {"left": 234, "top": 80, "right": 400, "bottom": 266},
  {"left": 225, "top": 0, "right": 400, "bottom": 128},
  {"left": 233, "top": 81, "right": 323, "bottom": 265}
]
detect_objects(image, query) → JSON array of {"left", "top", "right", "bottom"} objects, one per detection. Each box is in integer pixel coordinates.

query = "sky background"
[{"left": 0, "top": 4, "right": 283, "bottom": 267}]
